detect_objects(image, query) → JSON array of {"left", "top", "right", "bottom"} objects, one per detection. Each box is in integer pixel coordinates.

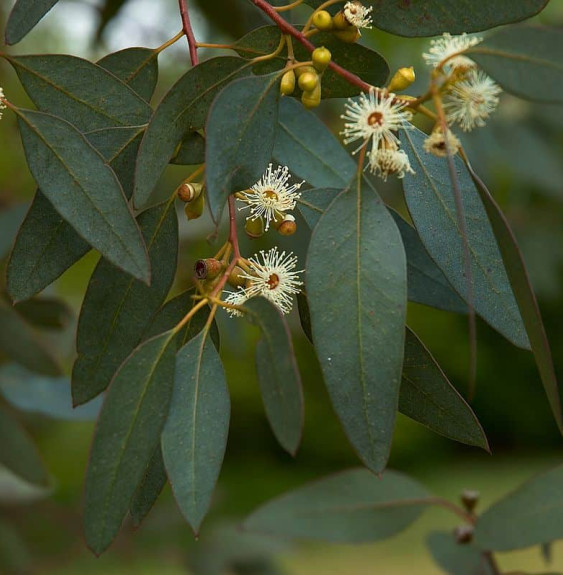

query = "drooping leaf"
[
  {"left": 469, "top": 26, "right": 563, "bottom": 104},
  {"left": 72, "top": 200, "right": 177, "bottom": 406},
  {"left": 5, "top": 0, "right": 59, "bottom": 45},
  {"left": 134, "top": 57, "right": 251, "bottom": 208},
  {"left": 6, "top": 54, "right": 152, "bottom": 132},
  {"left": 15, "top": 108, "right": 150, "bottom": 283},
  {"left": 304, "top": 0, "right": 549, "bottom": 36},
  {"left": 84, "top": 331, "right": 176, "bottom": 555},
  {"left": 0, "top": 405, "right": 49, "bottom": 486},
  {"left": 0, "top": 364, "right": 101, "bottom": 421},
  {"left": 466, "top": 162, "right": 563, "bottom": 434},
  {"left": 401, "top": 127, "right": 528, "bottom": 349},
  {"left": 0, "top": 298, "right": 60, "bottom": 376},
  {"left": 14, "top": 296, "right": 71, "bottom": 330},
  {"left": 0, "top": 204, "right": 27, "bottom": 259},
  {"left": 400, "top": 329, "right": 488, "bottom": 450},
  {"left": 130, "top": 445, "right": 168, "bottom": 527},
  {"left": 206, "top": 73, "right": 280, "bottom": 223},
  {"left": 161, "top": 330, "right": 230, "bottom": 534},
  {"left": 243, "top": 468, "right": 431, "bottom": 542},
  {"left": 171, "top": 131, "right": 206, "bottom": 165},
  {"left": 97, "top": 47, "right": 159, "bottom": 102},
  {"left": 306, "top": 179, "right": 407, "bottom": 474},
  {"left": 427, "top": 532, "right": 495, "bottom": 575},
  {"left": 475, "top": 464, "right": 563, "bottom": 551},
  {"left": 244, "top": 298, "right": 303, "bottom": 456}
]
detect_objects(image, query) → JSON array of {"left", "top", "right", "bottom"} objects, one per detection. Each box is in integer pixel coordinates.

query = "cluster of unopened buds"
[{"left": 312, "top": 0, "right": 373, "bottom": 42}]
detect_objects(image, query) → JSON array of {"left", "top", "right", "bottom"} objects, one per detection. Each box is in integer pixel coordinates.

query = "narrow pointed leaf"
[
  {"left": 0, "top": 405, "right": 49, "bottom": 486},
  {"left": 306, "top": 179, "right": 407, "bottom": 473},
  {"left": 244, "top": 298, "right": 303, "bottom": 456},
  {"left": 15, "top": 109, "right": 150, "bottom": 283},
  {"left": 469, "top": 27, "right": 563, "bottom": 104},
  {"left": 5, "top": 0, "right": 59, "bottom": 45},
  {"left": 466, "top": 163, "right": 563, "bottom": 434},
  {"left": 206, "top": 73, "right": 280, "bottom": 223},
  {"left": 84, "top": 331, "right": 176, "bottom": 555},
  {"left": 427, "top": 532, "right": 495, "bottom": 575},
  {"left": 6, "top": 54, "right": 152, "bottom": 132},
  {"left": 401, "top": 127, "right": 528, "bottom": 349},
  {"left": 72, "top": 200, "right": 177, "bottom": 406},
  {"left": 243, "top": 468, "right": 431, "bottom": 542},
  {"left": 162, "top": 331, "right": 230, "bottom": 534},
  {"left": 130, "top": 446, "right": 167, "bottom": 527},
  {"left": 475, "top": 464, "right": 563, "bottom": 551},
  {"left": 134, "top": 57, "right": 250, "bottom": 208}
]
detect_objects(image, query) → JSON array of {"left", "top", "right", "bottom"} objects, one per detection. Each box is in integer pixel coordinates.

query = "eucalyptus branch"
[{"left": 178, "top": 0, "right": 199, "bottom": 65}]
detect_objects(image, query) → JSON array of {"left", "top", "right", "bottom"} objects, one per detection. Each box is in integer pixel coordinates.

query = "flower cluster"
[
  {"left": 0, "top": 87, "right": 7, "bottom": 121},
  {"left": 341, "top": 89, "right": 414, "bottom": 179},
  {"left": 343, "top": 1, "right": 373, "bottom": 29},
  {"left": 224, "top": 247, "right": 303, "bottom": 316}
]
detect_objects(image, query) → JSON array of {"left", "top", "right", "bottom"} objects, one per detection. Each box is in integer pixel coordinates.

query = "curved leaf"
[
  {"left": 400, "top": 127, "right": 528, "bottom": 349},
  {"left": 84, "top": 331, "right": 176, "bottom": 555},
  {"left": 5, "top": 0, "right": 59, "bottom": 45},
  {"left": 162, "top": 331, "right": 230, "bottom": 534},
  {"left": 206, "top": 73, "right": 280, "bottom": 223},
  {"left": 245, "top": 298, "right": 303, "bottom": 456},
  {"left": 306, "top": 179, "right": 407, "bottom": 473},
  {"left": 130, "top": 446, "right": 167, "bottom": 527},
  {"left": 427, "top": 532, "right": 494, "bottom": 575},
  {"left": 243, "top": 468, "right": 431, "bottom": 542},
  {"left": 15, "top": 109, "right": 150, "bottom": 283}
]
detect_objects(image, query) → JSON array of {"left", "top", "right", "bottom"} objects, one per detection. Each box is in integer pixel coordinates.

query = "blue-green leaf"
[{"left": 5, "top": 0, "right": 59, "bottom": 45}]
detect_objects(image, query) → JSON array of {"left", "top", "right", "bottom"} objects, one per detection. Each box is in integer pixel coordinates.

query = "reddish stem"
[
  {"left": 249, "top": 0, "right": 372, "bottom": 92},
  {"left": 178, "top": 0, "right": 199, "bottom": 66}
]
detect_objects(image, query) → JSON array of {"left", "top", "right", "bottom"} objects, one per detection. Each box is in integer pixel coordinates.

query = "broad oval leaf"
[
  {"left": 243, "top": 468, "right": 431, "bottom": 542},
  {"left": 72, "top": 200, "right": 177, "bottom": 406},
  {"left": 206, "top": 73, "right": 280, "bottom": 223},
  {"left": 475, "top": 464, "right": 563, "bottom": 551},
  {"left": 401, "top": 329, "right": 488, "bottom": 450},
  {"left": 304, "top": 0, "right": 549, "bottom": 36},
  {"left": 5, "top": 0, "right": 59, "bottom": 45},
  {"left": 16, "top": 109, "right": 150, "bottom": 283},
  {"left": 306, "top": 179, "right": 407, "bottom": 473},
  {"left": 0, "top": 405, "right": 49, "bottom": 486},
  {"left": 84, "top": 331, "right": 176, "bottom": 555},
  {"left": 134, "top": 57, "right": 250, "bottom": 208},
  {"left": 469, "top": 26, "right": 563, "bottom": 104},
  {"left": 6, "top": 54, "right": 152, "bottom": 132},
  {"left": 162, "top": 331, "right": 230, "bottom": 534},
  {"left": 401, "top": 127, "right": 528, "bottom": 349},
  {"left": 427, "top": 532, "right": 495, "bottom": 575},
  {"left": 244, "top": 298, "right": 303, "bottom": 456},
  {"left": 130, "top": 446, "right": 167, "bottom": 527}
]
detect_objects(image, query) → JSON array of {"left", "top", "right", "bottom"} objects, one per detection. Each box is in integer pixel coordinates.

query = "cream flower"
[
  {"left": 443, "top": 69, "right": 502, "bottom": 132},
  {"left": 368, "top": 146, "right": 414, "bottom": 181},
  {"left": 341, "top": 89, "right": 413, "bottom": 153},
  {"left": 422, "top": 33, "right": 482, "bottom": 72},
  {"left": 223, "top": 288, "right": 249, "bottom": 317},
  {"left": 0, "top": 87, "right": 7, "bottom": 120},
  {"left": 343, "top": 1, "right": 373, "bottom": 29},
  {"left": 423, "top": 126, "right": 461, "bottom": 157},
  {"left": 236, "top": 248, "right": 303, "bottom": 315},
  {"left": 237, "top": 164, "right": 303, "bottom": 231}
]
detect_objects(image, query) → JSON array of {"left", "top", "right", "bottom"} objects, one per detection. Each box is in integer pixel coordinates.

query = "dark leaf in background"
[
  {"left": 94, "top": 0, "right": 128, "bottom": 43},
  {"left": 5, "top": 0, "right": 60, "bottom": 45},
  {"left": 193, "top": 0, "right": 267, "bottom": 39},
  {"left": 171, "top": 131, "right": 206, "bottom": 166},
  {"left": 427, "top": 532, "right": 494, "bottom": 575},
  {"left": 14, "top": 296, "right": 72, "bottom": 330}
]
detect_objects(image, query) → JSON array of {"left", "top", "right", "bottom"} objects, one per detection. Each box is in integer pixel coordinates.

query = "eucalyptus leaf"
[
  {"left": 245, "top": 298, "right": 303, "bottom": 456},
  {"left": 306, "top": 179, "right": 407, "bottom": 473},
  {"left": 171, "top": 131, "right": 206, "bottom": 165},
  {"left": 0, "top": 204, "right": 27, "bottom": 259},
  {"left": 5, "top": 0, "right": 59, "bottom": 45},
  {"left": 84, "top": 331, "right": 176, "bottom": 555},
  {"left": 14, "top": 296, "right": 72, "bottom": 330},
  {"left": 243, "top": 468, "right": 431, "bottom": 542},
  {"left": 427, "top": 532, "right": 495, "bottom": 575},
  {"left": 206, "top": 73, "right": 280, "bottom": 223},
  {"left": 162, "top": 330, "right": 230, "bottom": 534}
]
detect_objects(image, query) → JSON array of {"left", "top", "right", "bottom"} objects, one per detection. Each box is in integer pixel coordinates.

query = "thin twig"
[{"left": 178, "top": 0, "right": 199, "bottom": 66}]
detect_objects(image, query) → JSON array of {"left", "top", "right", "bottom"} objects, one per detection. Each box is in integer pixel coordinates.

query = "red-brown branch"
[{"left": 178, "top": 0, "right": 199, "bottom": 66}]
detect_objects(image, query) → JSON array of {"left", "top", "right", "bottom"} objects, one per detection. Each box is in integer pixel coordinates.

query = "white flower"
[
  {"left": 422, "top": 33, "right": 482, "bottom": 72},
  {"left": 237, "top": 164, "right": 303, "bottom": 231},
  {"left": 0, "top": 87, "right": 6, "bottom": 120},
  {"left": 343, "top": 1, "right": 373, "bottom": 29},
  {"left": 368, "top": 146, "right": 414, "bottom": 181},
  {"left": 341, "top": 89, "right": 413, "bottom": 153},
  {"left": 443, "top": 69, "right": 502, "bottom": 131},
  {"left": 223, "top": 288, "right": 249, "bottom": 317},
  {"left": 237, "top": 247, "right": 303, "bottom": 315},
  {"left": 423, "top": 126, "right": 461, "bottom": 157}
]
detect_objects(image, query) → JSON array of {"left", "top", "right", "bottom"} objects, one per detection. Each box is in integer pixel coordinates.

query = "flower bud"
[
  {"left": 312, "top": 10, "right": 333, "bottom": 31},
  {"left": 227, "top": 265, "right": 247, "bottom": 288},
  {"left": 332, "top": 11, "right": 349, "bottom": 30},
  {"left": 332, "top": 26, "right": 361, "bottom": 43},
  {"left": 176, "top": 181, "right": 203, "bottom": 203},
  {"left": 295, "top": 65, "right": 317, "bottom": 78},
  {"left": 245, "top": 217, "right": 265, "bottom": 239},
  {"left": 277, "top": 214, "right": 297, "bottom": 236},
  {"left": 184, "top": 192, "right": 205, "bottom": 220},
  {"left": 301, "top": 81, "right": 322, "bottom": 109},
  {"left": 194, "top": 258, "right": 223, "bottom": 281},
  {"left": 387, "top": 67, "right": 416, "bottom": 92},
  {"left": 280, "top": 69, "right": 296, "bottom": 95},
  {"left": 461, "top": 489, "right": 480, "bottom": 513},
  {"left": 454, "top": 525, "right": 474, "bottom": 545},
  {"left": 298, "top": 71, "right": 319, "bottom": 92},
  {"left": 312, "top": 46, "right": 332, "bottom": 72}
]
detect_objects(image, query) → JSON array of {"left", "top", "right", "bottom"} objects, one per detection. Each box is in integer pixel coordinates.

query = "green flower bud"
[
  {"left": 312, "top": 46, "right": 332, "bottom": 72},
  {"left": 312, "top": 10, "right": 333, "bottom": 31}
]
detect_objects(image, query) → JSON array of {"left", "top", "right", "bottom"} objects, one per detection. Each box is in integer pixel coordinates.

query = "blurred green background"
[{"left": 1, "top": 0, "right": 563, "bottom": 573}]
